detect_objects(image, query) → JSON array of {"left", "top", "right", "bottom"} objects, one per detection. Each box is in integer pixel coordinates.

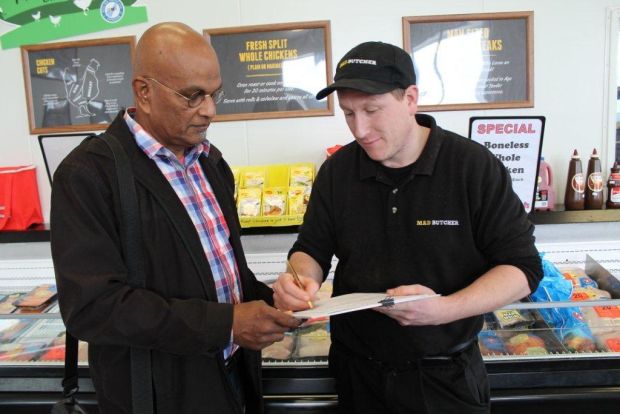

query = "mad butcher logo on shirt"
[{"left": 416, "top": 219, "right": 460, "bottom": 226}]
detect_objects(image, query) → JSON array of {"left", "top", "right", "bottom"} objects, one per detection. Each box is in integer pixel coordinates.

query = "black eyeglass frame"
[{"left": 143, "top": 77, "right": 225, "bottom": 108}]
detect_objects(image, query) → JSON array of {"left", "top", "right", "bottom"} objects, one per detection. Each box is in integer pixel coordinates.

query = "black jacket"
[{"left": 51, "top": 112, "right": 272, "bottom": 413}]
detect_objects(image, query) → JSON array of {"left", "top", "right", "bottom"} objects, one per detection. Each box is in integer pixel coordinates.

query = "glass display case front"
[{"left": 1, "top": 239, "right": 620, "bottom": 414}]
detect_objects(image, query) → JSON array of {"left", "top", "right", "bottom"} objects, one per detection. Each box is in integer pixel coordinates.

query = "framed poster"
[
  {"left": 21, "top": 36, "right": 136, "bottom": 134},
  {"left": 469, "top": 116, "right": 545, "bottom": 214},
  {"left": 403, "top": 12, "right": 534, "bottom": 111},
  {"left": 204, "top": 21, "right": 333, "bottom": 121}
]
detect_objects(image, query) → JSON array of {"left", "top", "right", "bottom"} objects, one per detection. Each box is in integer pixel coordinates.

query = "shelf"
[
  {"left": 0, "top": 223, "right": 301, "bottom": 244},
  {"left": 2, "top": 208, "right": 619, "bottom": 244},
  {"left": 0, "top": 224, "right": 50, "bottom": 244},
  {"left": 531, "top": 207, "right": 620, "bottom": 225}
]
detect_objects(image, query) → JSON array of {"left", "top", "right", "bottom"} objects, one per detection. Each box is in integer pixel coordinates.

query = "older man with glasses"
[{"left": 51, "top": 22, "right": 300, "bottom": 414}]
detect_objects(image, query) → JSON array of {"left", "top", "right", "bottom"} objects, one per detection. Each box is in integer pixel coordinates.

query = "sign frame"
[
  {"left": 38, "top": 133, "right": 94, "bottom": 184},
  {"left": 204, "top": 20, "right": 333, "bottom": 122},
  {"left": 403, "top": 11, "right": 534, "bottom": 112},
  {"left": 468, "top": 116, "right": 545, "bottom": 214},
  {"left": 21, "top": 35, "right": 136, "bottom": 134}
]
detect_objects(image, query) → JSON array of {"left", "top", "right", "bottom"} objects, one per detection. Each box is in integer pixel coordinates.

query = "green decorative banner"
[{"left": 0, "top": 1, "right": 148, "bottom": 50}]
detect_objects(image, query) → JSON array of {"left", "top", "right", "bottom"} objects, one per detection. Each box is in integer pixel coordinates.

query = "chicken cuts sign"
[
  {"left": 22, "top": 35, "right": 135, "bottom": 133},
  {"left": 0, "top": 0, "right": 148, "bottom": 49}
]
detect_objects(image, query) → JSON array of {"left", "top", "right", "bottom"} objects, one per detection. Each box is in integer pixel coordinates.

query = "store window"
[
  {"left": 607, "top": 7, "right": 620, "bottom": 164},
  {"left": 616, "top": 30, "right": 620, "bottom": 161}
]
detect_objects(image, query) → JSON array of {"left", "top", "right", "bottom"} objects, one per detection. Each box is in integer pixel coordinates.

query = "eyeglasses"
[{"left": 144, "top": 77, "right": 225, "bottom": 108}]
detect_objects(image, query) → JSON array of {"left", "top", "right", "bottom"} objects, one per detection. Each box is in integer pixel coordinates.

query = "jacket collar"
[{"left": 90, "top": 111, "right": 230, "bottom": 301}]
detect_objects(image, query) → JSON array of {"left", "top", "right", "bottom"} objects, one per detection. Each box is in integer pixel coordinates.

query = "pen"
[{"left": 287, "top": 259, "right": 313, "bottom": 309}]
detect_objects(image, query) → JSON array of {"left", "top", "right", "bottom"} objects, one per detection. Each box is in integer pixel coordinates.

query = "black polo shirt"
[{"left": 290, "top": 114, "right": 542, "bottom": 363}]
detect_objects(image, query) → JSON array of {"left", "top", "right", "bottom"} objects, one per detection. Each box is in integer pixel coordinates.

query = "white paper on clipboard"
[{"left": 292, "top": 293, "right": 439, "bottom": 319}]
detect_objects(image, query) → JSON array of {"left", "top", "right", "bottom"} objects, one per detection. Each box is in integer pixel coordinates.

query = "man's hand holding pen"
[{"left": 273, "top": 262, "right": 320, "bottom": 311}]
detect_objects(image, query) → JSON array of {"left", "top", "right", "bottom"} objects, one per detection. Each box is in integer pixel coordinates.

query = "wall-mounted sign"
[
  {"left": 0, "top": 0, "right": 147, "bottom": 50},
  {"left": 469, "top": 116, "right": 545, "bottom": 214},
  {"left": 403, "top": 12, "right": 534, "bottom": 112},
  {"left": 204, "top": 20, "right": 333, "bottom": 122},
  {"left": 21, "top": 36, "right": 135, "bottom": 134},
  {"left": 38, "top": 133, "right": 93, "bottom": 184}
]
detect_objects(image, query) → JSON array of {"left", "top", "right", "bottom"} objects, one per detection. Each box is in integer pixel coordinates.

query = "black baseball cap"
[{"left": 316, "top": 41, "right": 416, "bottom": 100}]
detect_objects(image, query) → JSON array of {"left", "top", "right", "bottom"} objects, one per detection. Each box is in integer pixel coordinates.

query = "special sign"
[{"left": 469, "top": 117, "right": 545, "bottom": 213}]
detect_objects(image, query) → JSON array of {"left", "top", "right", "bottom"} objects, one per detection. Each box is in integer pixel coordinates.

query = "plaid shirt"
[{"left": 124, "top": 110, "right": 240, "bottom": 358}]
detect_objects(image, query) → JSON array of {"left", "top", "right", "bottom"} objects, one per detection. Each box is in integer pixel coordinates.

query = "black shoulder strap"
[
  {"left": 100, "top": 134, "right": 146, "bottom": 288},
  {"left": 60, "top": 132, "right": 153, "bottom": 414},
  {"left": 60, "top": 331, "right": 80, "bottom": 401},
  {"left": 100, "top": 132, "right": 154, "bottom": 414}
]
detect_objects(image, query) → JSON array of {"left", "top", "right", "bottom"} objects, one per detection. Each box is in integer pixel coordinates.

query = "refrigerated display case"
[
  {"left": 254, "top": 233, "right": 620, "bottom": 414},
  {"left": 1, "top": 226, "right": 620, "bottom": 414}
]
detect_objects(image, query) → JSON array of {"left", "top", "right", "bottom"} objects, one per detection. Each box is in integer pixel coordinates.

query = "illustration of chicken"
[
  {"left": 0, "top": 0, "right": 143, "bottom": 50},
  {"left": 49, "top": 15, "right": 61, "bottom": 27},
  {"left": 63, "top": 59, "right": 101, "bottom": 117},
  {"left": 73, "top": 0, "right": 93, "bottom": 15}
]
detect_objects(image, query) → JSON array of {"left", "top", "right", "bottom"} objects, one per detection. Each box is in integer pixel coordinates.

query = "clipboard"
[{"left": 292, "top": 292, "right": 439, "bottom": 319}]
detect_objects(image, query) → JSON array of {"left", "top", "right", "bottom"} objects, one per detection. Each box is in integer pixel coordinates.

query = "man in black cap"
[{"left": 273, "top": 41, "right": 542, "bottom": 413}]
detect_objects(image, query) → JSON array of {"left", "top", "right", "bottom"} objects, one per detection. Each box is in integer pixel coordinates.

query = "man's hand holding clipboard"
[{"left": 373, "top": 284, "right": 444, "bottom": 326}]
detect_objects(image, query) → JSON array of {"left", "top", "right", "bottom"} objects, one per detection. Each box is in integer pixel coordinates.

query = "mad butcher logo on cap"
[
  {"left": 338, "top": 58, "right": 377, "bottom": 69},
  {"left": 315, "top": 42, "right": 416, "bottom": 100}
]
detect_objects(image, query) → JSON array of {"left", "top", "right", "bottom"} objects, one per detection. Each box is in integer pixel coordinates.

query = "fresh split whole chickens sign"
[
  {"left": 0, "top": 0, "right": 148, "bottom": 49},
  {"left": 21, "top": 36, "right": 135, "bottom": 134}
]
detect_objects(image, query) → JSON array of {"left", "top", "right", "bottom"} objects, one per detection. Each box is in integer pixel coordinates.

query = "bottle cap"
[
  {"left": 591, "top": 148, "right": 599, "bottom": 158},
  {"left": 571, "top": 149, "right": 579, "bottom": 159}
]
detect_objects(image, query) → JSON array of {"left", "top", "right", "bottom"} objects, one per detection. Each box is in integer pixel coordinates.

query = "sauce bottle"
[
  {"left": 564, "top": 149, "right": 585, "bottom": 210},
  {"left": 534, "top": 157, "right": 555, "bottom": 211},
  {"left": 607, "top": 161, "right": 620, "bottom": 209},
  {"left": 585, "top": 148, "right": 604, "bottom": 209}
]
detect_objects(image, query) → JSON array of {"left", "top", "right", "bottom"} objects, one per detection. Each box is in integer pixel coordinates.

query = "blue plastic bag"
[{"left": 531, "top": 254, "right": 595, "bottom": 351}]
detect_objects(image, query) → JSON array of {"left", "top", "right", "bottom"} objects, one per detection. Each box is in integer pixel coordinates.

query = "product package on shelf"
[
  {"left": 479, "top": 254, "right": 620, "bottom": 358},
  {"left": 262, "top": 319, "right": 331, "bottom": 363},
  {"left": 530, "top": 256, "right": 597, "bottom": 352},
  {"left": 0, "top": 284, "right": 57, "bottom": 315},
  {"left": 233, "top": 163, "right": 314, "bottom": 228},
  {"left": 0, "top": 283, "right": 92, "bottom": 364},
  {"left": 560, "top": 264, "right": 620, "bottom": 352},
  {"left": 294, "top": 321, "right": 331, "bottom": 358},
  {"left": 480, "top": 309, "right": 566, "bottom": 357},
  {"left": 262, "top": 280, "right": 332, "bottom": 364}
]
